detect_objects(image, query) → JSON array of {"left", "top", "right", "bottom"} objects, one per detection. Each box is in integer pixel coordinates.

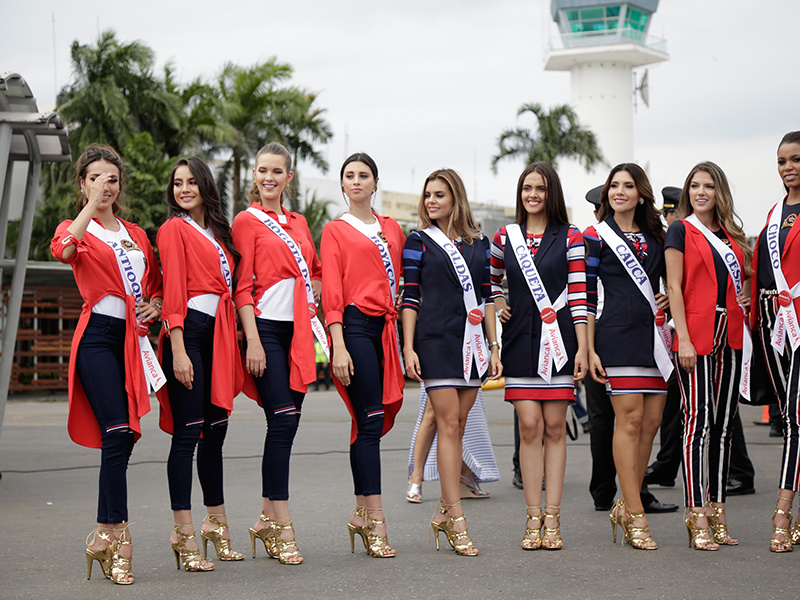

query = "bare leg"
[{"left": 409, "top": 401, "right": 437, "bottom": 488}]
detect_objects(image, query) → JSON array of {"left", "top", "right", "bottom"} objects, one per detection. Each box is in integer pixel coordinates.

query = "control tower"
[{"left": 545, "top": 1, "right": 668, "bottom": 165}]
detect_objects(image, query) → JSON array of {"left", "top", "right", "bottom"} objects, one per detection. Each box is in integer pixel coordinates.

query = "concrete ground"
[{"left": 1, "top": 387, "right": 798, "bottom": 600}]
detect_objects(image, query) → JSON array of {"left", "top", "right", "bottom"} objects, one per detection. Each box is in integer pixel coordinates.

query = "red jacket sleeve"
[
  {"left": 232, "top": 212, "right": 257, "bottom": 309},
  {"left": 157, "top": 219, "right": 188, "bottom": 331},
  {"left": 321, "top": 224, "right": 345, "bottom": 325}
]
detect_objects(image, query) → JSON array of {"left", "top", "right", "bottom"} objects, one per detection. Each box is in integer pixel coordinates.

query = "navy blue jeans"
[
  {"left": 76, "top": 314, "right": 135, "bottom": 524},
  {"left": 253, "top": 319, "right": 305, "bottom": 501},
  {"left": 162, "top": 309, "right": 229, "bottom": 511},
  {"left": 342, "top": 306, "right": 386, "bottom": 496}
]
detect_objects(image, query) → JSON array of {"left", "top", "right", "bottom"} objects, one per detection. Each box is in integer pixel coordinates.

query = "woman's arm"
[
  {"left": 402, "top": 307, "right": 422, "bottom": 382},
  {"left": 665, "top": 246, "right": 695, "bottom": 372}
]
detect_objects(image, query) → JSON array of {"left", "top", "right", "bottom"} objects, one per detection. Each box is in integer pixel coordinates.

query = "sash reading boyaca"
[
  {"left": 246, "top": 207, "right": 329, "bottom": 358},
  {"left": 765, "top": 203, "right": 800, "bottom": 354},
  {"left": 423, "top": 226, "right": 489, "bottom": 382},
  {"left": 685, "top": 214, "right": 752, "bottom": 399},
  {"left": 594, "top": 221, "right": 674, "bottom": 381},
  {"left": 506, "top": 224, "right": 568, "bottom": 382},
  {"left": 339, "top": 212, "right": 404, "bottom": 374},
  {"left": 86, "top": 219, "right": 166, "bottom": 392}
]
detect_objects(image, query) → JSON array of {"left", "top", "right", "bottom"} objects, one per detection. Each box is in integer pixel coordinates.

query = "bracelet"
[
  {"left": 488, "top": 341, "right": 500, "bottom": 349},
  {"left": 150, "top": 299, "right": 163, "bottom": 309}
]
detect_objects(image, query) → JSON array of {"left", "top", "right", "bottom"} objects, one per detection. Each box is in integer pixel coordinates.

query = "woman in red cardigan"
[
  {"left": 232, "top": 142, "right": 322, "bottom": 565},
  {"left": 51, "top": 146, "right": 163, "bottom": 585},
  {"left": 321, "top": 152, "right": 405, "bottom": 557},
  {"left": 665, "top": 161, "right": 751, "bottom": 550},
  {"left": 157, "top": 157, "right": 243, "bottom": 571}
]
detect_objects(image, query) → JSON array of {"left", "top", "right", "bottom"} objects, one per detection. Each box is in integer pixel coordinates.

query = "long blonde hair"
[
  {"left": 417, "top": 169, "right": 481, "bottom": 243},
  {"left": 677, "top": 161, "right": 752, "bottom": 274}
]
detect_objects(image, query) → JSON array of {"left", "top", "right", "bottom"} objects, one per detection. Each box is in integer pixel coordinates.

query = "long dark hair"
[
  {"left": 597, "top": 163, "right": 664, "bottom": 245},
  {"left": 74, "top": 145, "right": 129, "bottom": 218},
  {"left": 779, "top": 131, "right": 800, "bottom": 193},
  {"left": 166, "top": 157, "right": 241, "bottom": 270},
  {"left": 514, "top": 162, "right": 568, "bottom": 227}
]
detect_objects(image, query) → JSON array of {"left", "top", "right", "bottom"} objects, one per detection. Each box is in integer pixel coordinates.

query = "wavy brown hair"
[
  {"left": 514, "top": 162, "right": 568, "bottom": 227},
  {"left": 74, "top": 145, "right": 129, "bottom": 218},
  {"left": 677, "top": 161, "right": 752, "bottom": 273},
  {"left": 417, "top": 169, "right": 481, "bottom": 243},
  {"left": 597, "top": 163, "right": 664, "bottom": 245},
  {"left": 247, "top": 142, "right": 293, "bottom": 206}
]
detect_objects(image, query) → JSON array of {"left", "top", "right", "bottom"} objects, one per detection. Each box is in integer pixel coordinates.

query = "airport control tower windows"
[{"left": 565, "top": 5, "right": 622, "bottom": 34}]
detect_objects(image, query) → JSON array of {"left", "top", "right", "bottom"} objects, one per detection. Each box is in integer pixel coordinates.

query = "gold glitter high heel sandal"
[
  {"left": 249, "top": 514, "right": 278, "bottom": 558},
  {"left": 542, "top": 504, "right": 563, "bottom": 550},
  {"left": 609, "top": 498, "right": 625, "bottom": 544},
  {"left": 171, "top": 523, "right": 214, "bottom": 571},
  {"left": 109, "top": 523, "right": 135, "bottom": 584},
  {"left": 430, "top": 499, "right": 479, "bottom": 556},
  {"left": 85, "top": 528, "right": 113, "bottom": 580},
  {"left": 348, "top": 506, "right": 369, "bottom": 553},
  {"left": 705, "top": 501, "right": 738, "bottom": 545},
  {"left": 623, "top": 509, "right": 658, "bottom": 550},
  {"left": 200, "top": 513, "right": 244, "bottom": 561},
  {"left": 360, "top": 506, "right": 396, "bottom": 558},
  {"left": 521, "top": 506, "right": 542, "bottom": 550},
  {"left": 271, "top": 520, "right": 304, "bottom": 564},
  {"left": 684, "top": 509, "right": 718, "bottom": 551},
  {"left": 770, "top": 494, "right": 793, "bottom": 553}
]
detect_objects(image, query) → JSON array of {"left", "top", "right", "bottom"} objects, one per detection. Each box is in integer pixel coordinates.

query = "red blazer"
[
  {"left": 674, "top": 219, "right": 745, "bottom": 354},
  {"left": 750, "top": 199, "right": 800, "bottom": 326},
  {"left": 321, "top": 214, "right": 405, "bottom": 443},
  {"left": 155, "top": 217, "right": 243, "bottom": 433},
  {"left": 51, "top": 218, "right": 163, "bottom": 449},
  {"left": 231, "top": 203, "right": 321, "bottom": 397}
]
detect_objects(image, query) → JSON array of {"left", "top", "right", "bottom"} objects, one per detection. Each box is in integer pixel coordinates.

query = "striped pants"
[
  {"left": 758, "top": 291, "right": 800, "bottom": 492},
  {"left": 676, "top": 309, "right": 741, "bottom": 507}
]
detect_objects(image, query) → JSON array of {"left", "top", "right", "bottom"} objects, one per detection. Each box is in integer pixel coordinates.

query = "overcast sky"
[{"left": 3, "top": 0, "right": 797, "bottom": 235}]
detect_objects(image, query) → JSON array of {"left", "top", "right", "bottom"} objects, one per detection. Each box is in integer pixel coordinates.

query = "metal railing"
[{"left": 549, "top": 27, "right": 667, "bottom": 53}]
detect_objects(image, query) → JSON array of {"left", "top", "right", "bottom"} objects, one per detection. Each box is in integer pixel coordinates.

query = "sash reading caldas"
[
  {"left": 339, "top": 213, "right": 404, "bottom": 373},
  {"left": 686, "top": 214, "right": 752, "bottom": 399},
  {"left": 765, "top": 203, "right": 800, "bottom": 354},
  {"left": 87, "top": 219, "right": 166, "bottom": 392},
  {"left": 594, "top": 221, "right": 673, "bottom": 381},
  {"left": 423, "top": 226, "right": 489, "bottom": 382},
  {"left": 246, "top": 207, "right": 329, "bottom": 359},
  {"left": 179, "top": 214, "right": 232, "bottom": 292},
  {"left": 506, "top": 224, "right": 568, "bottom": 382}
]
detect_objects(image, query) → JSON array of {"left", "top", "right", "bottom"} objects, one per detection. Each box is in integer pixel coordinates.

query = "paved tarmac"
[{"left": 1, "top": 386, "right": 799, "bottom": 600}]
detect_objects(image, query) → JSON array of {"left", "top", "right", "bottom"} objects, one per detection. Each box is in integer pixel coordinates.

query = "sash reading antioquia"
[
  {"left": 423, "top": 226, "right": 489, "bottom": 382},
  {"left": 246, "top": 207, "right": 329, "bottom": 359},
  {"left": 339, "top": 212, "right": 404, "bottom": 374},
  {"left": 86, "top": 219, "right": 166, "bottom": 392},
  {"left": 685, "top": 214, "right": 752, "bottom": 399},
  {"left": 765, "top": 203, "right": 800, "bottom": 354},
  {"left": 594, "top": 221, "right": 673, "bottom": 381},
  {"left": 505, "top": 224, "right": 568, "bottom": 383}
]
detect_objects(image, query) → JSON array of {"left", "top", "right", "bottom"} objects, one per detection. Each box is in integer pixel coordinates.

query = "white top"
[
  {"left": 91, "top": 223, "right": 145, "bottom": 319},
  {"left": 255, "top": 212, "right": 295, "bottom": 321}
]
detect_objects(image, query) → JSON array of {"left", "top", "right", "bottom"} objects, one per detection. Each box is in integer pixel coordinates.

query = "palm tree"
[
  {"left": 490, "top": 103, "right": 604, "bottom": 173},
  {"left": 298, "top": 190, "right": 333, "bottom": 251}
]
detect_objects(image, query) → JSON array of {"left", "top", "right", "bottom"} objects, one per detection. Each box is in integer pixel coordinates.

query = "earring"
[
  {"left": 638, "top": 198, "right": 644, "bottom": 205},
  {"left": 80, "top": 187, "right": 86, "bottom": 196}
]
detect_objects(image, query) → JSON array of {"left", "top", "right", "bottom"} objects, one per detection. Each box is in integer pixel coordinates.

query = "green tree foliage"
[
  {"left": 491, "top": 103, "right": 604, "bottom": 173},
  {"left": 298, "top": 190, "right": 334, "bottom": 251}
]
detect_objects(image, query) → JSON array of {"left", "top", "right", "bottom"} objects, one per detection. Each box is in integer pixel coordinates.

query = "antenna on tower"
[{"left": 633, "top": 69, "right": 650, "bottom": 112}]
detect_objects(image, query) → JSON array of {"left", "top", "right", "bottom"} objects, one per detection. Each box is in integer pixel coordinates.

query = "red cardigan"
[
  {"left": 231, "top": 203, "right": 321, "bottom": 397},
  {"left": 321, "top": 214, "right": 405, "bottom": 443},
  {"left": 51, "top": 218, "right": 163, "bottom": 449},
  {"left": 155, "top": 217, "right": 243, "bottom": 433},
  {"left": 674, "top": 219, "right": 745, "bottom": 354}
]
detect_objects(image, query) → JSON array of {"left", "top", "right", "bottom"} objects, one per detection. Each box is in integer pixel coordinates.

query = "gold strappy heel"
[
  {"left": 623, "top": 509, "right": 657, "bottom": 550},
  {"left": 521, "top": 506, "right": 542, "bottom": 550},
  {"left": 705, "top": 501, "right": 738, "bottom": 545},
  {"left": 609, "top": 498, "right": 625, "bottom": 543},
  {"left": 249, "top": 514, "right": 278, "bottom": 558},
  {"left": 85, "top": 528, "right": 113, "bottom": 580},
  {"left": 770, "top": 494, "right": 793, "bottom": 553},
  {"left": 430, "top": 499, "right": 478, "bottom": 556},
  {"left": 684, "top": 509, "right": 718, "bottom": 551},
  {"left": 542, "top": 504, "right": 563, "bottom": 550},
  {"left": 348, "top": 506, "right": 396, "bottom": 558},
  {"left": 171, "top": 523, "right": 214, "bottom": 571},
  {"left": 348, "top": 506, "right": 369, "bottom": 553},
  {"left": 109, "top": 523, "right": 135, "bottom": 584},
  {"left": 200, "top": 513, "right": 244, "bottom": 561},
  {"left": 271, "top": 520, "right": 304, "bottom": 564}
]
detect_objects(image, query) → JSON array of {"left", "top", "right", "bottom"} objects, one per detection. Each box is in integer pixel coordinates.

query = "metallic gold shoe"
[
  {"left": 770, "top": 494, "right": 793, "bottom": 553},
  {"left": 521, "top": 506, "right": 542, "bottom": 550},
  {"left": 109, "top": 523, "right": 135, "bottom": 584},
  {"left": 430, "top": 499, "right": 478, "bottom": 556},
  {"left": 362, "top": 507, "right": 396, "bottom": 558},
  {"left": 791, "top": 520, "right": 800, "bottom": 546},
  {"left": 249, "top": 514, "right": 278, "bottom": 558},
  {"left": 271, "top": 520, "right": 304, "bottom": 564},
  {"left": 171, "top": 524, "right": 214, "bottom": 571},
  {"left": 609, "top": 499, "right": 625, "bottom": 544},
  {"left": 542, "top": 504, "right": 563, "bottom": 550},
  {"left": 201, "top": 513, "right": 244, "bottom": 561},
  {"left": 705, "top": 501, "right": 738, "bottom": 545},
  {"left": 684, "top": 509, "right": 718, "bottom": 551},
  {"left": 623, "top": 510, "right": 658, "bottom": 550},
  {"left": 85, "top": 528, "right": 113, "bottom": 580},
  {"left": 348, "top": 506, "right": 369, "bottom": 553}
]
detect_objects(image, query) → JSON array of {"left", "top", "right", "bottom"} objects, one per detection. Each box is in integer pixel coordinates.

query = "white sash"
[
  {"left": 179, "top": 214, "right": 232, "bottom": 292},
  {"left": 764, "top": 204, "right": 800, "bottom": 354},
  {"left": 423, "top": 226, "right": 489, "bottom": 381},
  {"left": 506, "top": 224, "right": 568, "bottom": 382},
  {"left": 594, "top": 221, "right": 673, "bottom": 381},
  {"left": 339, "top": 212, "right": 404, "bottom": 373},
  {"left": 246, "top": 207, "right": 329, "bottom": 359},
  {"left": 87, "top": 219, "right": 166, "bottom": 392},
  {"left": 686, "top": 214, "right": 752, "bottom": 399}
]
